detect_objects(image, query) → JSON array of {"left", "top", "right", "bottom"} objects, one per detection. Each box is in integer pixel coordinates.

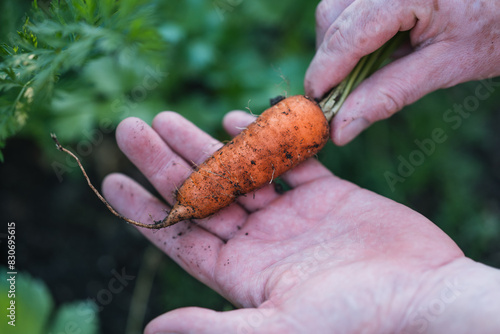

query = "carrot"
[{"left": 162, "top": 95, "right": 329, "bottom": 227}]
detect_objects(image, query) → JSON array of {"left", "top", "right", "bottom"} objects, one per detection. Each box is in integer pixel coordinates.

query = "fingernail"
[{"left": 338, "top": 118, "right": 369, "bottom": 144}]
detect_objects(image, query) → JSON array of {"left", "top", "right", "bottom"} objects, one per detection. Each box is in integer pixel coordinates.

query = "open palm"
[{"left": 103, "top": 110, "right": 469, "bottom": 333}]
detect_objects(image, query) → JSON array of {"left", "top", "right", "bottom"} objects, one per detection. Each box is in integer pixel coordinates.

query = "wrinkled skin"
[
  {"left": 103, "top": 111, "right": 500, "bottom": 333},
  {"left": 305, "top": 0, "right": 500, "bottom": 145}
]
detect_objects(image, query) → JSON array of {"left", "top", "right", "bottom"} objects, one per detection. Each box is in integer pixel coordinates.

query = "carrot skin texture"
[{"left": 161, "top": 95, "right": 330, "bottom": 227}]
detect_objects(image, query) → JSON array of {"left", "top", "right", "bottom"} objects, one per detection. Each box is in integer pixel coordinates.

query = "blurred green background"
[{"left": 1, "top": 0, "right": 499, "bottom": 333}]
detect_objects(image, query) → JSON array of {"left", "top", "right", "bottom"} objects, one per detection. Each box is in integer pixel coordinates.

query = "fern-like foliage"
[{"left": 0, "top": 0, "right": 167, "bottom": 161}]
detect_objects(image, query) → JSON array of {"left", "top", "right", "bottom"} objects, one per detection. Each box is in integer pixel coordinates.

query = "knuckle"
[
  {"left": 315, "top": 0, "right": 333, "bottom": 30},
  {"left": 320, "top": 16, "right": 369, "bottom": 59},
  {"left": 322, "top": 25, "right": 349, "bottom": 58},
  {"left": 377, "top": 85, "right": 407, "bottom": 119}
]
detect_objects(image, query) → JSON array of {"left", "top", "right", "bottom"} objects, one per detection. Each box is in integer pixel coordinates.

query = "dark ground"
[{"left": 0, "top": 133, "right": 229, "bottom": 333}]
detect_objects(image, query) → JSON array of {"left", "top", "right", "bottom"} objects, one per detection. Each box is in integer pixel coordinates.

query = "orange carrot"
[{"left": 160, "top": 95, "right": 329, "bottom": 227}]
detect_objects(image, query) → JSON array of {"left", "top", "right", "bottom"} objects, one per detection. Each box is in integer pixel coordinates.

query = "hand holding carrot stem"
[
  {"left": 306, "top": 0, "right": 500, "bottom": 145},
  {"left": 102, "top": 111, "right": 500, "bottom": 333},
  {"left": 145, "top": 33, "right": 404, "bottom": 227}
]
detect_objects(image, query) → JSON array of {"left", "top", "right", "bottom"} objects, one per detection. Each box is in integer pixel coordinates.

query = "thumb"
[
  {"left": 144, "top": 306, "right": 276, "bottom": 334},
  {"left": 305, "top": 0, "right": 419, "bottom": 98},
  {"left": 332, "top": 42, "right": 462, "bottom": 145}
]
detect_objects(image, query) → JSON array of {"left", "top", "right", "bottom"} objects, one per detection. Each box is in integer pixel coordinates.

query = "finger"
[
  {"left": 144, "top": 306, "right": 276, "bottom": 334},
  {"left": 332, "top": 42, "right": 460, "bottom": 145},
  {"left": 305, "top": 0, "right": 425, "bottom": 98},
  {"left": 222, "top": 110, "right": 256, "bottom": 137},
  {"left": 117, "top": 116, "right": 247, "bottom": 240},
  {"left": 102, "top": 173, "right": 225, "bottom": 291},
  {"left": 315, "top": 0, "right": 355, "bottom": 46},
  {"left": 152, "top": 112, "right": 223, "bottom": 166},
  {"left": 116, "top": 117, "right": 189, "bottom": 205},
  {"left": 280, "top": 158, "right": 333, "bottom": 188}
]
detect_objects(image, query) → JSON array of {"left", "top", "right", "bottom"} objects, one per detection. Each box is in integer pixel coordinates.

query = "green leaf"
[
  {"left": 0, "top": 268, "right": 100, "bottom": 334},
  {"left": 0, "top": 0, "right": 167, "bottom": 158},
  {"left": 0, "top": 268, "right": 54, "bottom": 334},
  {"left": 48, "top": 301, "right": 99, "bottom": 334}
]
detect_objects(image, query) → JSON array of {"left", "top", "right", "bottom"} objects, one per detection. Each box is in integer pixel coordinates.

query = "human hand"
[
  {"left": 103, "top": 111, "right": 500, "bottom": 333},
  {"left": 305, "top": 0, "right": 500, "bottom": 145}
]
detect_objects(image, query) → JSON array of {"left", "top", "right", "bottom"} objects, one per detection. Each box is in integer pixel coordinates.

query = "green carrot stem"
[{"left": 319, "top": 31, "right": 408, "bottom": 122}]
